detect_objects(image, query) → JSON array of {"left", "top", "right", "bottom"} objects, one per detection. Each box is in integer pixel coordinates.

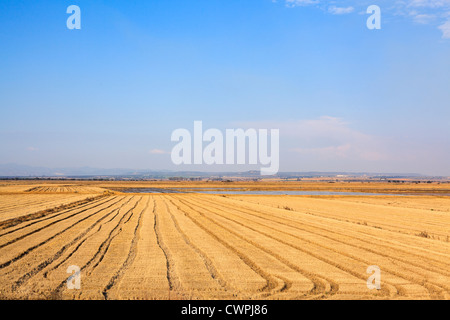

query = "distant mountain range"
[
  {"left": 0, "top": 163, "right": 428, "bottom": 178},
  {"left": 0, "top": 164, "right": 145, "bottom": 177}
]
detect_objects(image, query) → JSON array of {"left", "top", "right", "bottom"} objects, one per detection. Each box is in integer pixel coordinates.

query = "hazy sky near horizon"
[{"left": 1, "top": 0, "right": 449, "bottom": 175}]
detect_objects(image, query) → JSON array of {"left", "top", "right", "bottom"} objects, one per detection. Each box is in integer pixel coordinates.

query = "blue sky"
[{"left": 1, "top": 0, "right": 449, "bottom": 175}]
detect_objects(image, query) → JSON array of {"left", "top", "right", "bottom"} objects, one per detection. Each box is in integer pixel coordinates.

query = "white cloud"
[
  {"left": 284, "top": 0, "right": 319, "bottom": 8},
  {"left": 328, "top": 6, "right": 355, "bottom": 15},
  {"left": 407, "top": 0, "right": 450, "bottom": 8},
  {"left": 237, "top": 116, "right": 389, "bottom": 162},
  {"left": 412, "top": 13, "right": 436, "bottom": 23},
  {"left": 27, "top": 147, "right": 38, "bottom": 152},
  {"left": 149, "top": 149, "right": 168, "bottom": 155},
  {"left": 404, "top": 1, "right": 450, "bottom": 36},
  {"left": 280, "top": 0, "right": 450, "bottom": 37},
  {"left": 234, "top": 116, "right": 448, "bottom": 174},
  {"left": 439, "top": 20, "right": 450, "bottom": 37}
]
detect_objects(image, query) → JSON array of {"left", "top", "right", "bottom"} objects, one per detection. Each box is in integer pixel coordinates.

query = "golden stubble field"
[{"left": 0, "top": 180, "right": 449, "bottom": 300}]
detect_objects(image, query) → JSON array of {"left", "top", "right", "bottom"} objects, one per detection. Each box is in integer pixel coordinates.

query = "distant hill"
[
  {"left": 0, "top": 163, "right": 427, "bottom": 179},
  {"left": 0, "top": 164, "right": 139, "bottom": 177}
]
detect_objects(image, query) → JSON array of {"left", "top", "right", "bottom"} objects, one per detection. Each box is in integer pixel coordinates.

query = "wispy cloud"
[
  {"left": 280, "top": 0, "right": 450, "bottom": 38},
  {"left": 149, "top": 149, "right": 169, "bottom": 155},
  {"left": 439, "top": 20, "right": 450, "bottom": 37},
  {"left": 407, "top": 0, "right": 450, "bottom": 8},
  {"left": 27, "top": 147, "right": 38, "bottom": 152},
  {"left": 403, "top": 0, "right": 450, "bottom": 37},
  {"left": 235, "top": 116, "right": 448, "bottom": 174},
  {"left": 284, "top": 0, "right": 319, "bottom": 8},
  {"left": 411, "top": 12, "right": 436, "bottom": 24},
  {"left": 328, "top": 6, "right": 355, "bottom": 15},
  {"left": 237, "top": 116, "right": 389, "bottom": 162}
]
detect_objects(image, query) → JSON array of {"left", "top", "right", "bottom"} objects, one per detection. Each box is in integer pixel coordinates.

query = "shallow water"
[
  {"left": 195, "top": 190, "right": 405, "bottom": 196},
  {"left": 122, "top": 188, "right": 414, "bottom": 196},
  {"left": 122, "top": 188, "right": 186, "bottom": 194}
]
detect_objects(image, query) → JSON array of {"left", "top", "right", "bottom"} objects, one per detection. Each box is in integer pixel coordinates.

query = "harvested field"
[
  {"left": 0, "top": 194, "right": 102, "bottom": 224},
  {"left": 0, "top": 183, "right": 111, "bottom": 195},
  {"left": 25, "top": 186, "right": 109, "bottom": 194},
  {"left": 0, "top": 182, "right": 449, "bottom": 300}
]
